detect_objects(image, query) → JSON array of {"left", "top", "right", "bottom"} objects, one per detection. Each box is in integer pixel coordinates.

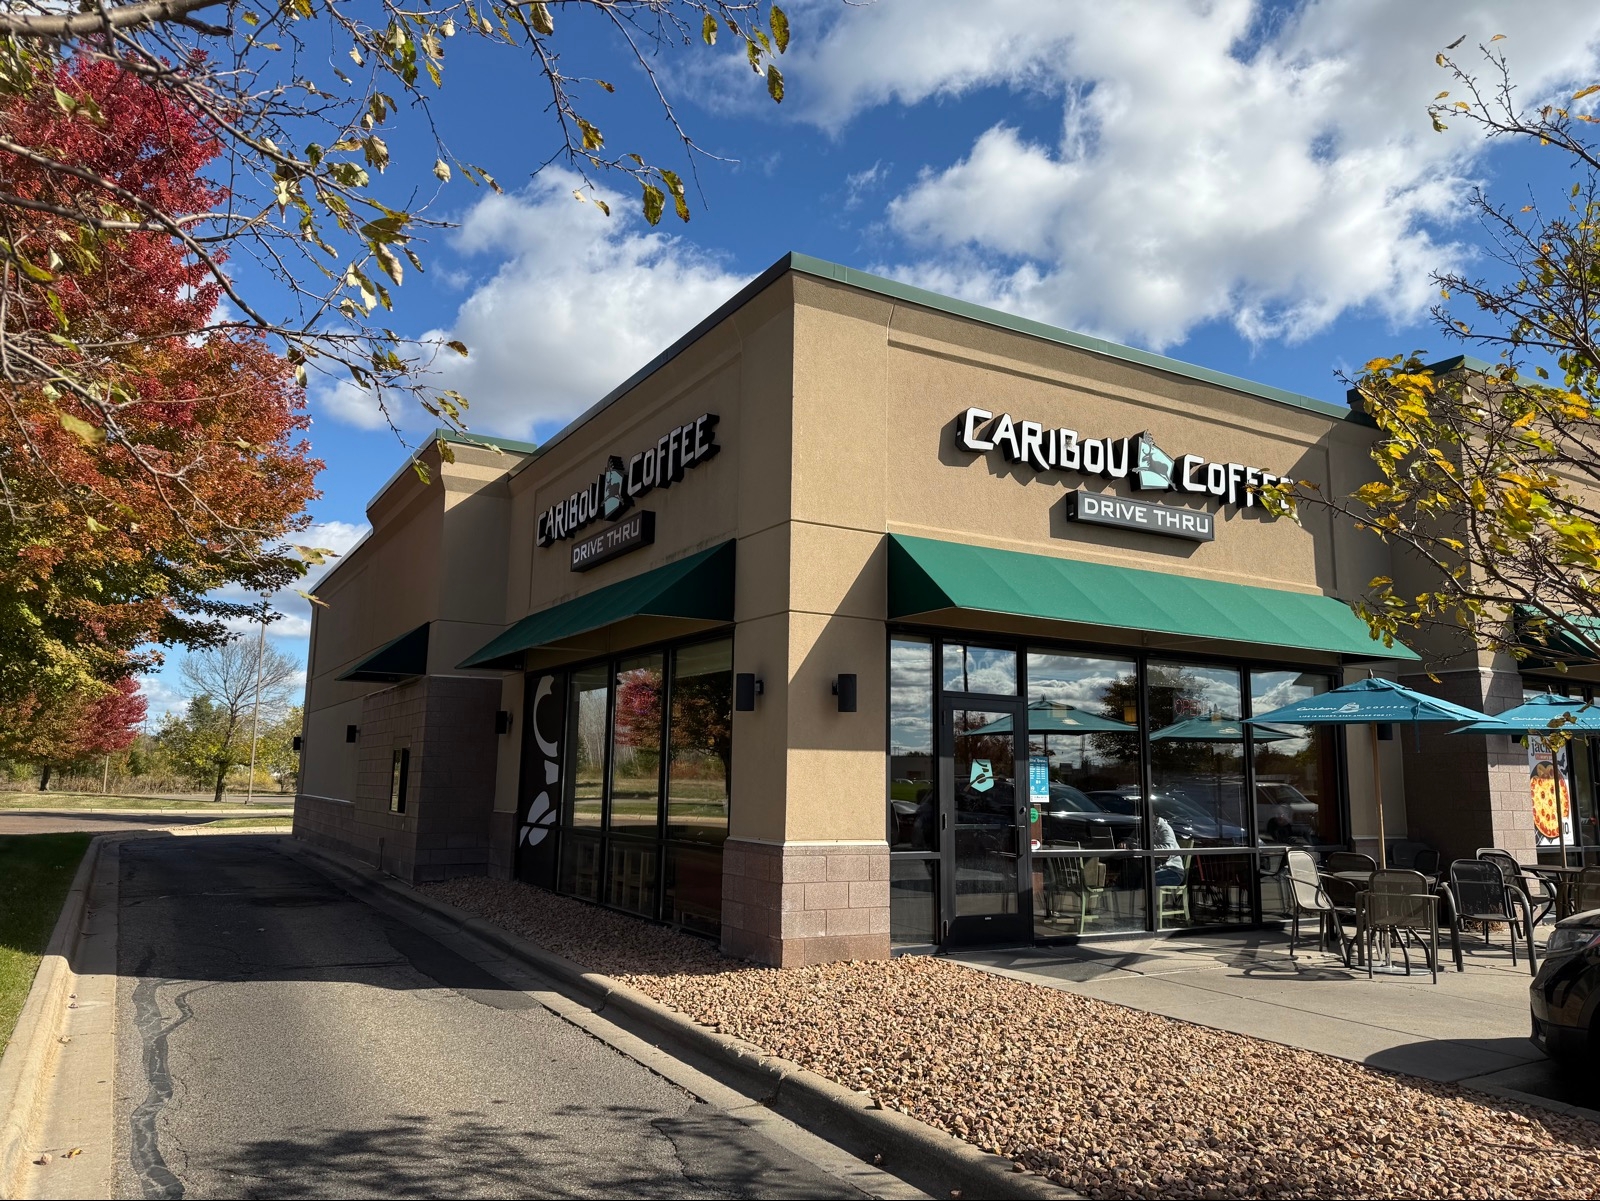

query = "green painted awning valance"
[
  {"left": 888, "top": 534, "right": 1417, "bottom": 662},
  {"left": 336, "top": 621, "right": 430, "bottom": 683},
  {"left": 459, "top": 541, "right": 735, "bottom": 670}
]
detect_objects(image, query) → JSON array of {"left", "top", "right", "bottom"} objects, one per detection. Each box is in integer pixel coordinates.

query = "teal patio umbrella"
[
  {"left": 1151, "top": 716, "right": 1298, "bottom": 742},
  {"left": 1459, "top": 692, "right": 1600, "bottom": 736},
  {"left": 1246, "top": 677, "right": 1493, "bottom": 867},
  {"left": 971, "top": 701, "right": 1137, "bottom": 736}
]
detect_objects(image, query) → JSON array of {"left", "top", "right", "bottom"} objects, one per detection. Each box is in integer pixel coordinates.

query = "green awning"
[
  {"left": 1516, "top": 606, "right": 1600, "bottom": 668},
  {"left": 336, "top": 622, "right": 430, "bottom": 682},
  {"left": 459, "top": 541, "right": 735, "bottom": 670},
  {"left": 889, "top": 534, "right": 1417, "bottom": 661}
]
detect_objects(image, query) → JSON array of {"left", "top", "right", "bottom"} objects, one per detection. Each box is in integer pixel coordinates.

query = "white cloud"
[
  {"left": 790, "top": 0, "right": 1600, "bottom": 348},
  {"left": 329, "top": 170, "right": 753, "bottom": 440}
]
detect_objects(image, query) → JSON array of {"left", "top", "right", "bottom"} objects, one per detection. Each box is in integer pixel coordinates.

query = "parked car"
[
  {"left": 1087, "top": 787, "right": 1249, "bottom": 846},
  {"left": 1039, "top": 783, "right": 1142, "bottom": 848},
  {"left": 1530, "top": 908, "right": 1600, "bottom": 1074},
  {"left": 1255, "top": 781, "right": 1321, "bottom": 842}
]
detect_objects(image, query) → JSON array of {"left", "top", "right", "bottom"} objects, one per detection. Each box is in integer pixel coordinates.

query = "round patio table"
[
  {"left": 1323, "top": 869, "right": 1465, "bottom": 973},
  {"left": 1520, "top": 863, "right": 1583, "bottom": 920}
]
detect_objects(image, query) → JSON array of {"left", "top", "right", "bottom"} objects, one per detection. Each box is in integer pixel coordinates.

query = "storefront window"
[
  {"left": 1033, "top": 853, "right": 1146, "bottom": 936},
  {"left": 1158, "top": 851, "right": 1255, "bottom": 929},
  {"left": 665, "top": 844, "right": 723, "bottom": 935},
  {"left": 552, "top": 636, "right": 733, "bottom": 934},
  {"left": 1148, "top": 661, "right": 1248, "bottom": 848},
  {"left": 890, "top": 858, "right": 939, "bottom": 945},
  {"left": 942, "top": 642, "right": 1018, "bottom": 695},
  {"left": 889, "top": 637, "right": 936, "bottom": 851},
  {"left": 667, "top": 639, "right": 733, "bottom": 844},
  {"left": 609, "top": 655, "right": 664, "bottom": 831},
  {"left": 568, "top": 665, "right": 609, "bottom": 828},
  {"left": 1250, "top": 670, "right": 1340, "bottom": 847},
  {"left": 1026, "top": 651, "right": 1142, "bottom": 850}
]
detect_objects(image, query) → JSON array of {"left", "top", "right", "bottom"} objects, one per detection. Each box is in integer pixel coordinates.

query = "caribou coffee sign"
[
  {"left": 955, "top": 407, "right": 1281, "bottom": 538},
  {"left": 536, "top": 413, "right": 720, "bottom": 555}
]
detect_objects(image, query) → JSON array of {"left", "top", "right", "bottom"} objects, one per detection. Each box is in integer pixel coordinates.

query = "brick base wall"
[{"left": 720, "top": 839, "right": 890, "bottom": 967}]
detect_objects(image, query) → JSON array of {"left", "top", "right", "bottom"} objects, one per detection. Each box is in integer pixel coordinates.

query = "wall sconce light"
[
  {"left": 1375, "top": 723, "right": 1394, "bottom": 741},
  {"left": 735, "top": 673, "right": 763, "bottom": 712},
  {"left": 495, "top": 710, "right": 513, "bottom": 735},
  {"left": 346, "top": 724, "right": 359, "bottom": 743},
  {"left": 292, "top": 735, "right": 304, "bottom": 752},
  {"left": 833, "top": 674, "right": 858, "bottom": 713}
]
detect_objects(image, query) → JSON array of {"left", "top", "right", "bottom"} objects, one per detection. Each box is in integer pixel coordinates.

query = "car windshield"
[
  {"left": 1258, "top": 783, "right": 1310, "bottom": 805},
  {"left": 1048, "top": 784, "right": 1104, "bottom": 813}
]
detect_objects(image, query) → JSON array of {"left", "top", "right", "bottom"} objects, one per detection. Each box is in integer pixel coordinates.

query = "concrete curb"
[
  {"left": 281, "top": 839, "right": 1071, "bottom": 1201},
  {"left": 0, "top": 836, "right": 102, "bottom": 1200}
]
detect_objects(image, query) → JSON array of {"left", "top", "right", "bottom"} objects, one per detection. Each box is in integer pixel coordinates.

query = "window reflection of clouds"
[
  {"left": 1250, "top": 670, "right": 1328, "bottom": 755},
  {"left": 890, "top": 638, "right": 933, "bottom": 755},
  {"left": 1149, "top": 662, "right": 1240, "bottom": 725},
  {"left": 943, "top": 643, "right": 1017, "bottom": 695}
]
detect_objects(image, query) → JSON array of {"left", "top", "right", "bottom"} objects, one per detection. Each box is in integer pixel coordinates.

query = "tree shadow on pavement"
[{"left": 210, "top": 1105, "right": 853, "bottom": 1201}]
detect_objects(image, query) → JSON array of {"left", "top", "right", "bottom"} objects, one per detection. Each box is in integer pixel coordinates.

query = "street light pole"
[{"left": 246, "top": 597, "right": 269, "bottom": 804}]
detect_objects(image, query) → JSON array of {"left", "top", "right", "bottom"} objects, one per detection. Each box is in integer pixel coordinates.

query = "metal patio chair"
[
  {"left": 1327, "top": 851, "right": 1378, "bottom": 875},
  {"left": 1284, "top": 848, "right": 1354, "bottom": 965},
  {"left": 1574, "top": 866, "right": 1600, "bottom": 915},
  {"left": 1478, "top": 847, "right": 1558, "bottom": 926},
  {"left": 1361, "top": 869, "right": 1440, "bottom": 983},
  {"left": 1448, "top": 859, "right": 1538, "bottom": 975}
]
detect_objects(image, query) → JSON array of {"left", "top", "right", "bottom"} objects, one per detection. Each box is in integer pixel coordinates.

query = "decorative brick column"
[{"left": 719, "top": 839, "right": 890, "bottom": 967}]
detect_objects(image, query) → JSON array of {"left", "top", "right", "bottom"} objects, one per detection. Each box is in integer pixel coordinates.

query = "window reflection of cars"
[
  {"left": 1086, "top": 788, "right": 1248, "bottom": 846},
  {"left": 1255, "top": 782, "right": 1319, "bottom": 842},
  {"left": 1041, "top": 784, "right": 1141, "bottom": 848}
]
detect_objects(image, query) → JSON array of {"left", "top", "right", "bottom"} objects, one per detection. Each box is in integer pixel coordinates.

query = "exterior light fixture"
[
  {"left": 833, "top": 674, "right": 858, "bottom": 713},
  {"left": 735, "top": 673, "right": 763, "bottom": 712},
  {"left": 495, "top": 710, "right": 513, "bottom": 735},
  {"left": 292, "top": 735, "right": 303, "bottom": 752},
  {"left": 346, "top": 725, "right": 359, "bottom": 743},
  {"left": 1376, "top": 724, "right": 1394, "bottom": 741}
]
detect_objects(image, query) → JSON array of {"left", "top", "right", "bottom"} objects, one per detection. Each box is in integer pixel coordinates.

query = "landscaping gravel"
[{"left": 424, "top": 876, "right": 1600, "bottom": 1200}]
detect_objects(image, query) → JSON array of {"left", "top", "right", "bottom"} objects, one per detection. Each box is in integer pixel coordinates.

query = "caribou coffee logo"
[
  {"left": 537, "top": 413, "right": 719, "bottom": 547},
  {"left": 955, "top": 407, "right": 1281, "bottom": 511}
]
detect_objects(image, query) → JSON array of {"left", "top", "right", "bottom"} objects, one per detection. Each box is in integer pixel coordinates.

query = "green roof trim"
[
  {"left": 336, "top": 621, "right": 430, "bottom": 683},
  {"left": 459, "top": 541, "right": 735, "bottom": 670},
  {"left": 888, "top": 534, "right": 1417, "bottom": 662}
]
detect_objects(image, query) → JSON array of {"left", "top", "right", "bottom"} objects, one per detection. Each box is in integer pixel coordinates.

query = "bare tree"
[{"left": 178, "top": 638, "right": 299, "bottom": 800}]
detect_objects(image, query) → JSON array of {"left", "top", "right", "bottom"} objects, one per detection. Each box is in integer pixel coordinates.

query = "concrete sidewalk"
[{"left": 951, "top": 928, "right": 1596, "bottom": 1115}]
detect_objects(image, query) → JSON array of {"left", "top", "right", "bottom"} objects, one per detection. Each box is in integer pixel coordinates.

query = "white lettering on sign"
[
  {"left": 954, "top": 406, "right": 1280, "bottom": 512},
  {"left": 537, "top": 414, "right": 719, "bottom": 547},
  {"left": 1068, "top": 491, "right": 1215, "bottom": 542}
]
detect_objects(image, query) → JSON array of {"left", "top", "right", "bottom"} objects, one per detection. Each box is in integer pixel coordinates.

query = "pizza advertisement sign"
[{"left": 1527, "top": 737, "right": 1576, "bottom": 847}]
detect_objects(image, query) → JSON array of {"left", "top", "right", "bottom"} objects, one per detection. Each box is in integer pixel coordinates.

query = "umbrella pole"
[{"left": 1370, "top": 722, "right": 1387, "bottom": 869}]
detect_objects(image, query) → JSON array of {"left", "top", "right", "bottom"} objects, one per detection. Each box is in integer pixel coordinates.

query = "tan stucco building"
[{"left": 295, "top": 254, "right": 1588, "bottom": 967}]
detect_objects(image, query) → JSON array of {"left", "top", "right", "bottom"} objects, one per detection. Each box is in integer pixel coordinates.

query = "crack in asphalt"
[{"left": 129, "top": 956, "right": 206, "bottom": 1201}]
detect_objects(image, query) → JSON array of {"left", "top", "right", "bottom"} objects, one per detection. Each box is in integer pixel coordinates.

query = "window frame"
[
  {"left": 886, "top": 623, "right": 1349, "bottom": 945},
  {"left": 551, "top": 628, "right": 735, "bottom": 932}
]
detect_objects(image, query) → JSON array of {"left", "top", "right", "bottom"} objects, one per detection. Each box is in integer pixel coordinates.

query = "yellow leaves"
[
  {"left": 1574, "top": 85, "right": 1600, "bottom": 101},
  {"left": 292, "top": 545, "right": 337, "bottom": 566},
  {"left": 295, "top": 589, "right": 329, "bottom": 608},
  {"left": 433, "top": 158, "right": 451, "bottom": 182},
  {"left": 527, "top": 1, "right": 553, "bottom": 35},
  {"left": 702, "top": 13, "right": 717, "bottom": 45},
  {"left": 58, "top": 412, "right": 104, "bottom": 446}
]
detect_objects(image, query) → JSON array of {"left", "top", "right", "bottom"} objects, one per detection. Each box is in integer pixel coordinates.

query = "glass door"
[{"left": 941, "top": 701, "right": 1033, "bottom": 946}]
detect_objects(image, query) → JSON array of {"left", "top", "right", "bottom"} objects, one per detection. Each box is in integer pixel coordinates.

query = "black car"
[
  {"left": 1530, "top": 909, "right": 1600, "bottom": 1071},
  {"left": 1040, "top": 784, "right": 1142, "bottom": 848}
]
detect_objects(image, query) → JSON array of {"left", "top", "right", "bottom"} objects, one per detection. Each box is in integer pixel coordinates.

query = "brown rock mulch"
[{"left": 423, "top": 876, "right": 1600, "bottom": 1200}]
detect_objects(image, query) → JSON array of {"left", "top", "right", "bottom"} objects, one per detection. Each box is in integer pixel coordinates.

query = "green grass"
[
  {"left": 200, "top": 816, "right": 294, "bottom": 829},
  {"left": 0, "top": 794, "right": 292, "bottom": 811},
  {"left": 0, "top": 833, "right": 91, "bottom": 1054}
]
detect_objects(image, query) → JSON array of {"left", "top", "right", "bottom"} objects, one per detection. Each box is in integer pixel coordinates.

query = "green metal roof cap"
[
  {"left": 336, "top": 622, "right": 430, "bottom": 682},
  {"left": 888, "top": 534, "right": 1416, "bottom": 662},
  {"left": 459, "top": 541, "right": 736, "bottom": 670}
]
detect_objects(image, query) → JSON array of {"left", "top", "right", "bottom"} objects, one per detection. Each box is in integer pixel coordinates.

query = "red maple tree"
[{"left": 0, "top": 58, "right": 320, "bottom": 759}]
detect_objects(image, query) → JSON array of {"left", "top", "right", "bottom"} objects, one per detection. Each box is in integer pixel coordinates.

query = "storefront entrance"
[{"left": 940, "top": 699, "right": 1034, "bottom": 946}]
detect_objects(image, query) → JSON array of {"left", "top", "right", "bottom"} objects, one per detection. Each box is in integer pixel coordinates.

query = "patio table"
[
  {"left": 1520, "top": 863, "right": 1583, "bottom": 920},
  {"left": 1327, "top": 870, "right": 1464, "bottom": 972}
]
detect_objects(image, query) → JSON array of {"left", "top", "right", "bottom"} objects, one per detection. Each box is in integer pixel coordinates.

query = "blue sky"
[{"left": 140, "top": 0, "right": 1600, "bottom": 721}]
